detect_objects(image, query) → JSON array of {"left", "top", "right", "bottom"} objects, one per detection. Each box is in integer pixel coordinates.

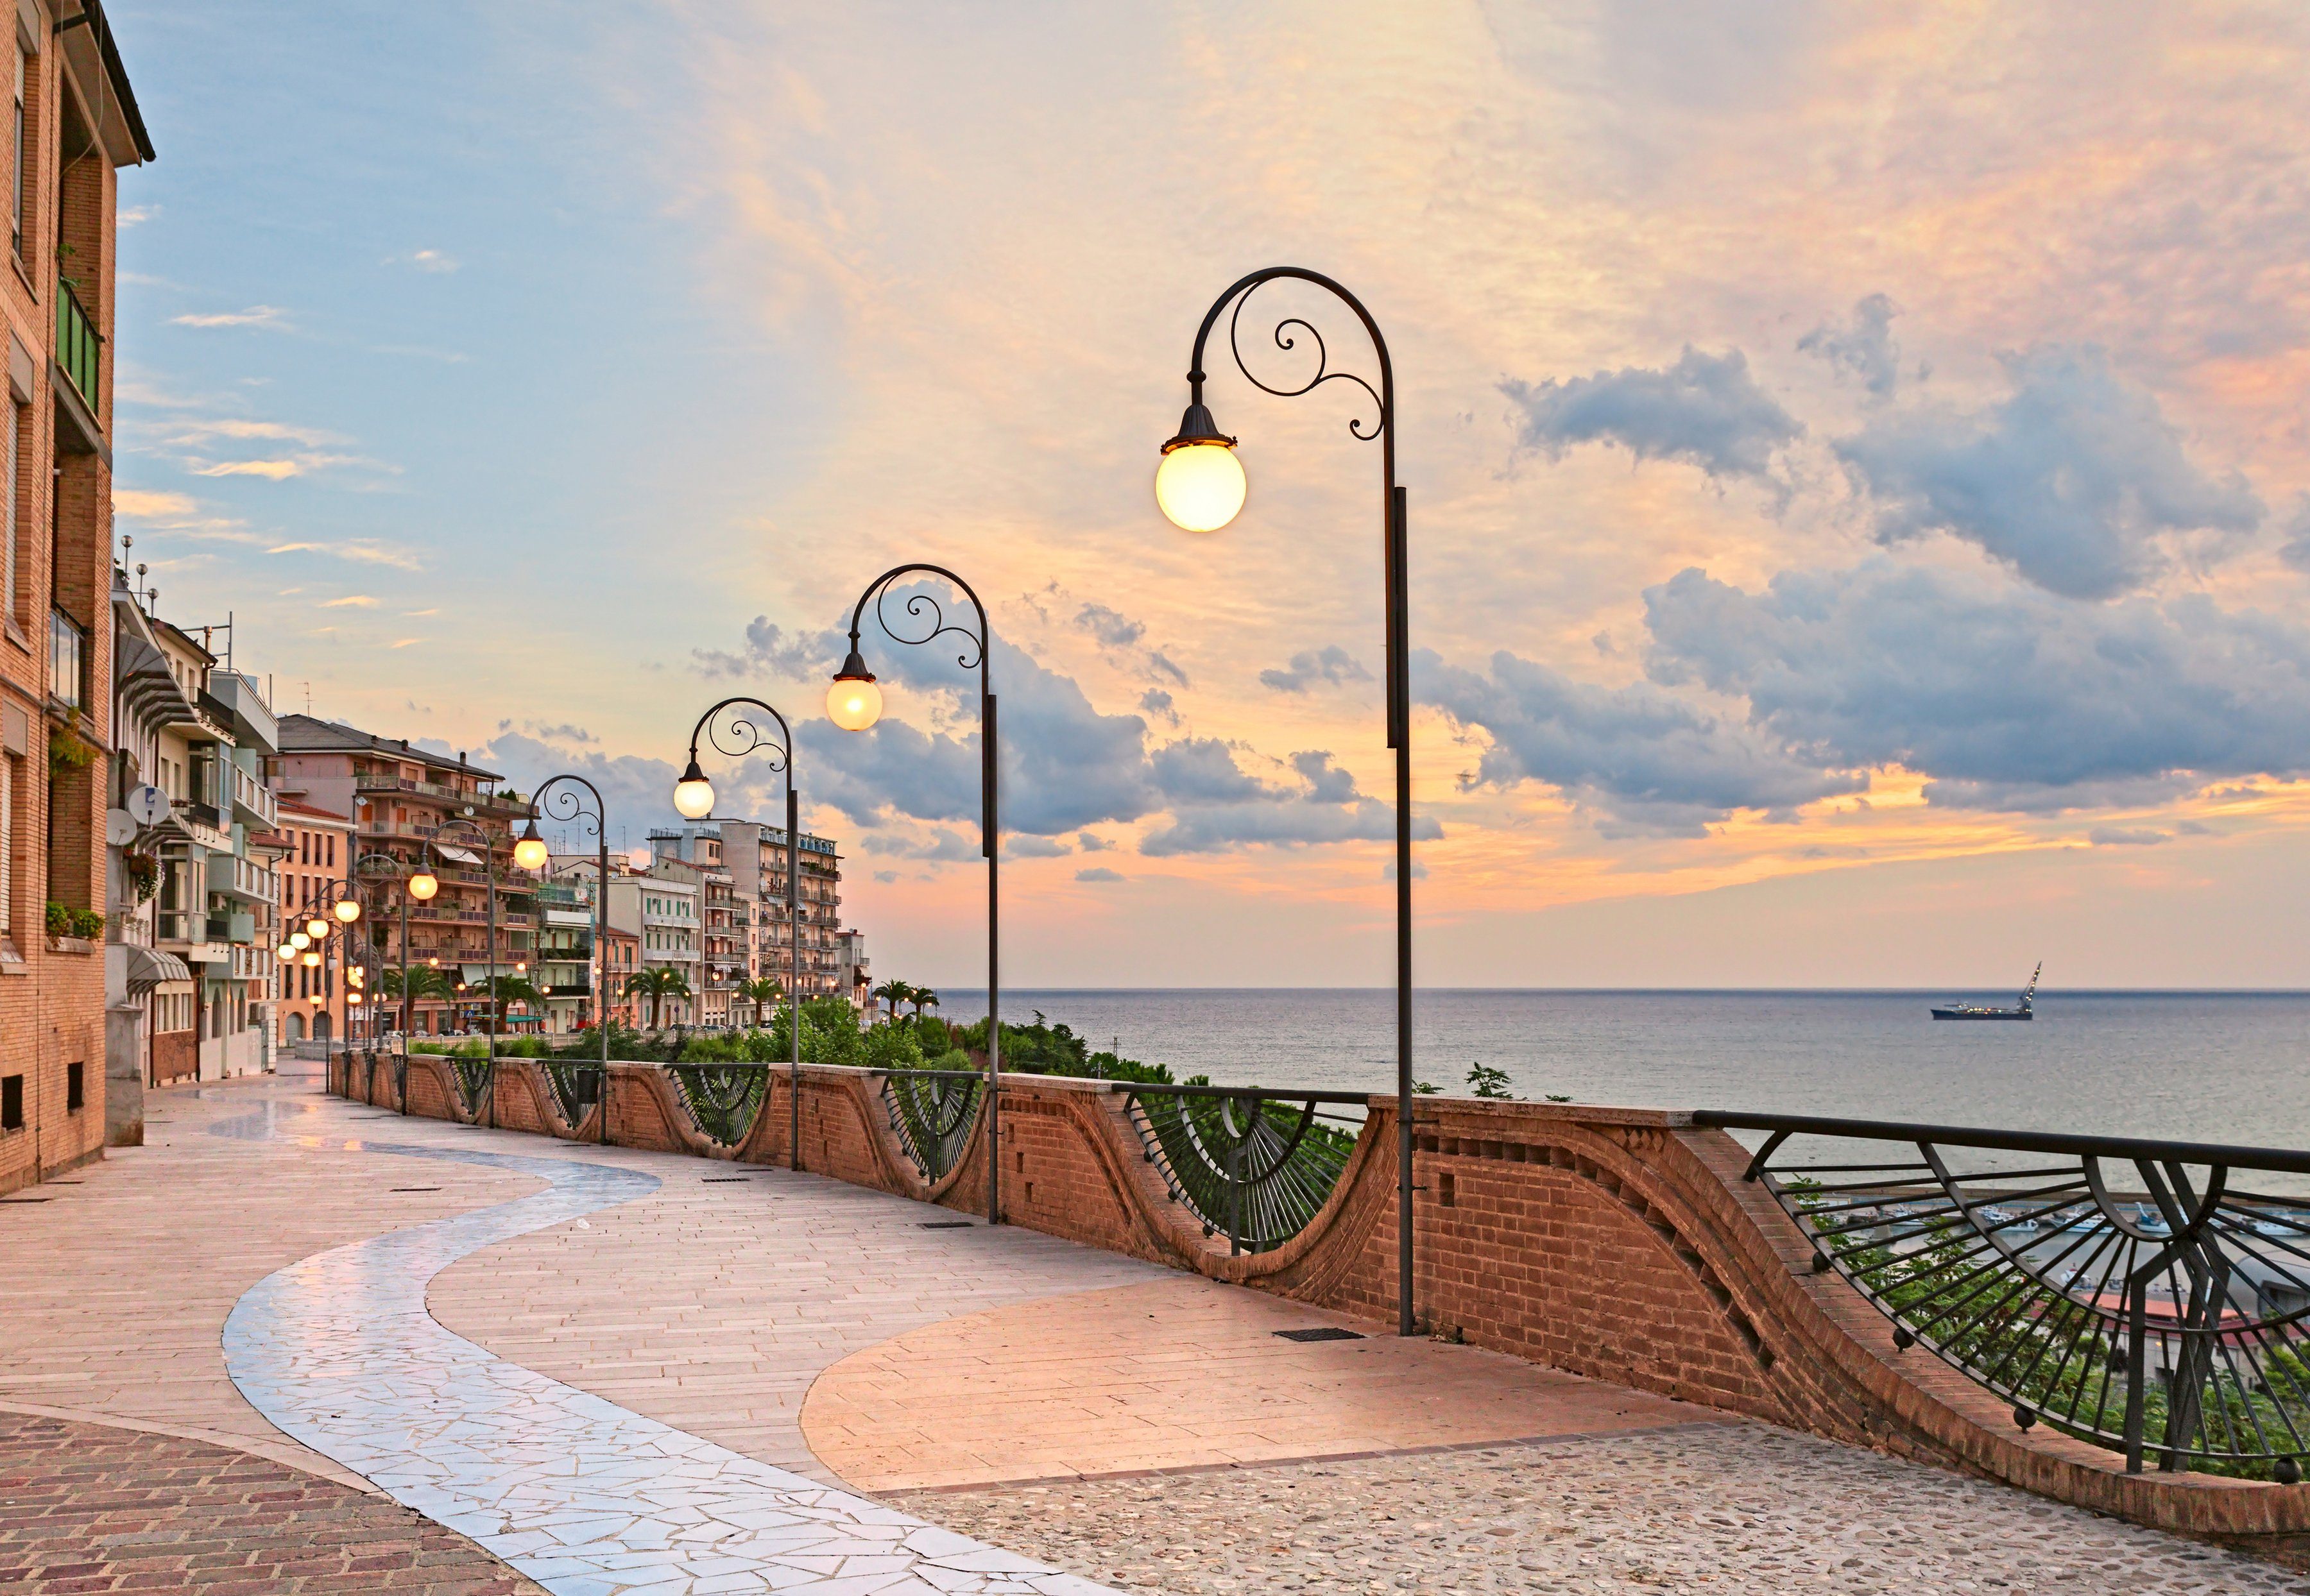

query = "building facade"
[
  {"left": 274, "top": 715, "right": 533, "bottom": 1037},
  {"left": 271, "top": 797, "right": 354, "bottom": 1049},
  {"left": 647, "top": 819, "right": 862, "bottom": 1019},
  {"left": 605, "top": 865, "right": 699, "bottom": 1029},
  {"left": 0, "top": 2, "right": 148, "bottom": 1194}
]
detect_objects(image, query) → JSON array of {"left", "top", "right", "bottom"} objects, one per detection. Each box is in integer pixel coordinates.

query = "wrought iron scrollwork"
[
  {"left": 1120, "top": 1083, "right": 1365, "bottom": 1255},
  {"left": 452, "top": 1058, "right": 492, "bottom": 1119},
  {"left": 882, "top": 1068, "right": 984, "bottom": 1183},
  {"left": 862, "top": 570, "right": 988, "bottom": 674},
  {"left": 669, "top": 1064, "right": 768, "bottom": 1148},
  {"left": 534, "top": 777, "right": 606, "bottom": 843},
  {"left": 694, "top": 698, "right": 793, "bottom": 774},
  {"left": 1226, "top": 277, "right": 1387, "bottom": 443},
  {"left": 1703, "top": 1110, "right": 2310, "bottom": 1479}
]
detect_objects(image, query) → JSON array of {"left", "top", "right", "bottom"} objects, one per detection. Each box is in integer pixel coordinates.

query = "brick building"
[
  {"left": 0, "top": 2, "right": 149, "bottom": 1195},
  {"left": 273, "top": 715, "right": 533, "bottom": 1038}
]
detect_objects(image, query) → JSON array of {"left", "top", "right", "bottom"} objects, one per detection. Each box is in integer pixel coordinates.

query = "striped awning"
[{"left": 123, "top": 944, "right": 194, "bottom": 996}]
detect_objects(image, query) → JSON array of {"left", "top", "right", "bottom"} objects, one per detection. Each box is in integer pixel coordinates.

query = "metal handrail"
[
  {"left": 1708, "top": 1108, "right": 2310, "bottom": 1479},
  {"left": 1118, "top": 1083, "right": 1365, "bottom": 1257}
]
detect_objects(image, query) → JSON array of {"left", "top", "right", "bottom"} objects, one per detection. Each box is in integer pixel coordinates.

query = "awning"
[
  {"left": 123, "top": 944, "right": 194, "bottom": 996},
  {"left": 434, "top": 844, "right": 483, "bottom": 865}
]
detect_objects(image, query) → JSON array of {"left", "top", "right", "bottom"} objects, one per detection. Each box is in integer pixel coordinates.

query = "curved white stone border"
[{"left": 222, "top": 1138, "right": 1114, "bottom": 1595}]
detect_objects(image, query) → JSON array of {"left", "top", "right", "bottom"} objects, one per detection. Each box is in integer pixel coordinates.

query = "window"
[
  {"left": 2, "top": 398, "right": 15, "bottom": 634},
  {"left": 1, "top": 1073, "right": 19, "bottom": 1131},
  {"left": 10, "top": 42, "right": 22, "bottom": 264},
  {"left": 65, "top": 1061, "right": 82, "bottom": 1112},
  {"left": 326, "top": 835, "right": 335, "bottom": 868},
  {"left": 0, "top": 749, "right": 11, "bottom": 947}
]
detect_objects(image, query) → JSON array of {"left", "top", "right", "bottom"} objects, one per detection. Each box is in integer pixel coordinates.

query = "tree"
[
  {"left": 622, "top": 966, "right": 692, "bottom": 1030},
  {"left": 911, "top": 985, "right": 939, "bottom": 1021},
  {"left": 870, "top": 980, "right": 909, "bottom": 1024},
  {"left": 376, "top": 965, "right": 454, "bottom": 1003},
  {"left": 490, "top": 975, "right": 543, "bottom": 1025},
  {"left": 737, "top": 976, "right": 783, "bottom": 1024}
]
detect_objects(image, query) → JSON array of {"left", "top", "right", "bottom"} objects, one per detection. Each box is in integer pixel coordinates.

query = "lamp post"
[
  {"left": 431, "top": 816, "right": 502, "bottom": 1061},
  {"left": 829, "top": 565, "right": 1001, "bottom": 1225},
  {"left": 280, "top": 879, "right": 368, "bottom": 1054},
  {"left": 400, "top": 845, "right": 443, "bottom": 1044},
  {"left": 515, "top": 776, "right": 611, "bottom": 1131},
  {"left": 674, "top": 697, "right": 803, "bottom": 1170},
  {"left": 1158, "top": 267, "right": 1417, "bottom": 1335}
]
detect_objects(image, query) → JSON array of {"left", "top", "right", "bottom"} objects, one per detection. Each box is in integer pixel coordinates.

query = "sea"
[{"left": 934, "top": 989, "right": 2310, "bottom": 1151}]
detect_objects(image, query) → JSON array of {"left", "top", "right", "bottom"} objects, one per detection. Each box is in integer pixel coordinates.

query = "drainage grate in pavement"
[
  {"left": 702, "top": 1176, "right": 757, "bottom": 1183},
  {"left": 920, "top": 1220, "right": 976, "bottom": 1229},
  {"left": 1274, "top": 1327, "right": 1365, "bottom": 1343},
  {"left": 390, "top": 1187, "right": 442, "bottom": 1193}
]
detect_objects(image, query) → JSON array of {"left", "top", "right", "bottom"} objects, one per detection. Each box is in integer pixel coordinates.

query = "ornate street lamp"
[
  {"left": 673, "top": 697, "right": 804, "bottom": 1169},
  {"left": 522, "top": 776, "right": 612, "bottom": 1132},
  {"left": 1159, "top": 267, "right": 1417, "bottom": 1334},
  {"left": 829, "top": 565, "right": 1002, "bottom": 1225},
  {"left": 296, "top": 878, "right": 369, "bottom": 1054}
]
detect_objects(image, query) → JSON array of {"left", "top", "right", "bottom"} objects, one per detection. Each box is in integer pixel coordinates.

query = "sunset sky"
[{"left": 107, "top": 3, "right": 2310, "bottom": 989}]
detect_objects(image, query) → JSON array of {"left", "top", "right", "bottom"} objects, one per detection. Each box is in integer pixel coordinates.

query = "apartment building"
[
  {"left": 103, "top": 576, "right": 282, "bottom": 1139},
  {"left": 274, "top": 715, "right": 533, "bottom": 1037},
  {"left": 0, "top": 6, "right": 152, "bottom": 1193},
  {"left": 604, "top": 863, "right": 699, "bottom": 1029},
  {"left": 271, "top": 797, "right": 354, "bottom": 1049},
  {"left": 647, "top": 819, "right": 862, "bottom": 1017}
]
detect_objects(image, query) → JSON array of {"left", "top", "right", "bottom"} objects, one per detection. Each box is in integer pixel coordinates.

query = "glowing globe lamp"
[
  {"left": 334, "top": 897, "right": 362, "bottom": 924},
  {"left": 827, "top": 649, "right": 883, "bottom": 732},
  {"left": 407, "top": 869, "right": 439, "bottom": 902},
  {"left": 1155, "top": 403, "right": 1244, "bottom": 532},
  {"left": 672, "top": 760, "right": 716, "bottom": 820},
  {"left": 276, "top": 943, "right": 296, "bottom": 962},
  {"left": 305, "top": 917, "right": 329, "bottom": 941},
  {"left": 512, "top": 826, "right": 549, "bottom": 871},
  {"left": 290, "top": 931, "right": 311, "bottom": 951}
]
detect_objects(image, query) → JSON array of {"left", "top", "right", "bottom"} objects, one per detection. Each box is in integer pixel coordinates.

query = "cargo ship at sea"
[{"left": 1931, "top": 963, "right": 2041, "bottom": 1022}]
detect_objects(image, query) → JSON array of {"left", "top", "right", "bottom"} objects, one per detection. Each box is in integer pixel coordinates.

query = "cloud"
[
  {"left": 1503, "top": 346, "right": 1801, "bottom": 480},
  {"left": 320, "top": 595, "right": 377, "bottom": 608},
  {"left": 1420, "top": 649, "right": 1864, "bottom": 836},
  {"left": 1799, "top": 293, "right": 1903, "bottom": 402},
  {"left": 1077, "top": 831, "right": 1115, "bottom": 852},
  {"left": 1260, "top": 645, "right": 1372, "bottom": 694},
  {"left": 193, "top": 459, "right": 304, "bottom": 479},
  {"left": 389, "top": 638, "right": 425, "bottom": 649},
  {"left": 531, "top": 722, "right": 596, "bottom": 744},
  {"left": 1075, "top": 867, "right": 1125, "bottom": 883},
  {"left": 1138, "top": 688, "right": 1179, "bottom": 726},
  {"left": 390, "top": 248, "right": 459, "bottom": 273},
  {"left": 1643, "top": 560, "right": 2310, "bottom": 811},
  {"left": 119, "top": 204, "right": 157, "bottom": 226},
  {"left": 2279, "top": 495, "right": 2310, "bottom": 573},
  {"left": 113, "top": 489, "right": 200, "bottom": 519},
  {"left": 1835, "top": 346, "right": 2263, "bottom": 599},
  {"left": 475, "top": 731, "right": 697, "bottom": 836},
  {"left": 1074, "top": 604, "right": 1143, "bottom": 649},
  {"left": 162, "top": 418, "right": 339, "bottom": 448},
  {"left": 692, "top": 615, "right": 837, "bottom": 680},
  {"left": 172, "top": 305, "right": 291, "bottom": 329},
  {"left": 1004, "top": 835, "right": 1072, "bottom": 858},
  {"left": 1140, "top": 740, "right": 1437, "bottom": 856},
  {"left": 2089, "top": 827, "right": 2169, "bottom": 847}
]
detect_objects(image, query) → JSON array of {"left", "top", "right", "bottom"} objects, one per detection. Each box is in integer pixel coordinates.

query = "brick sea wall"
[{"left": 327, "top": 1052, "right": 2310, "bottom": 1556}]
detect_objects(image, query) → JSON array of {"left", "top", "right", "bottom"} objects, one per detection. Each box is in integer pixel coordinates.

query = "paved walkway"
[{"left": 2, "top": 1066, "right": 2304, "bottom": 1594}]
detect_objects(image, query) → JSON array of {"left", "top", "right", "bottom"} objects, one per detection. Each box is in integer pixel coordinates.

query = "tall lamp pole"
[
  {"left": 514, "top": 777, "right": 612, "bottom": 1114},
  {"left": 672, "top": 698, "right": 802, "bottom": 1169},
  {"left": 828, "top": 565, "right": 1001, "bottom": 1225},
  {"left": 400, "top": 847, "right": 444, "bottom": 1042},
  {"left": 1156, "top": 267, "right": 1417, "bottom": 1334},
  {"left": 278, "top": 880, "right": 366, "bottom": 1053}
]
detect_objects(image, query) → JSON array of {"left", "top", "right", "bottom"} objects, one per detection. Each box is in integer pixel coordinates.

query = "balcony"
[
  {"left": 55, "top": 277, "right": 99, "bottom": 413},
  {"left": 354, "top": 772, "right": 530, "bottom": 812},
  {"left": 205, "top": 910, "right": 257, "bottom": 945},
  {"left": 48, "top": 609, "right": 87, "bottom": 713},
  {"left": 230, "top": 944, "right": 273, "bottom": 980},
  {"left": 214, "top": 854, "right": 278, "bottom": 906},
  {"left": 230, "top": 762, "right": 278, "bottom": 831}
]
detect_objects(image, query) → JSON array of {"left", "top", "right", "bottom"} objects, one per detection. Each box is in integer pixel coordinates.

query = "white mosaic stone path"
[{"left": 219, "top": 1133, "right": 1119, "bottom": 1596}]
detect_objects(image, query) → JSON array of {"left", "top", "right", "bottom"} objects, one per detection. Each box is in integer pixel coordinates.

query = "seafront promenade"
[{"left": 0, "top": 1062, "right": 2297, "bottom": 1593}]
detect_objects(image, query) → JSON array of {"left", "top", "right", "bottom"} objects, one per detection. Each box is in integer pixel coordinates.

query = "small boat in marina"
[{"left": 1931, "top": 963, "right": 2041, "bottom": 1022}]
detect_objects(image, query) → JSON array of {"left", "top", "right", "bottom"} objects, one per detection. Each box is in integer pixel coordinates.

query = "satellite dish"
[
  {"left": 105, "top": 810, "right": 140, "bottom": 847},
  {"left": 126, "top": 784, "right": 170, "bottom": 828}
]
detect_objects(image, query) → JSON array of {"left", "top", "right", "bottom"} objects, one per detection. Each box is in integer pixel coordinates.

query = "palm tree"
[
  {"left": 622, "top": 966, "right": 692, "bottom": 1031},
  {"left": 870, "top": 980, "right": 909, "bottom": 1024},
  {"left": 490, "top": 975, "right": 543, "bottom": 1026},
  {"left": 375, "top": 964, "right": 454, "bottom": 1035},
  {"left": 911, "top": 986, "right": 938, "bottom": 1022},
  {"left": 737, "top": 976, "right": 783, "bottom": 1027}
]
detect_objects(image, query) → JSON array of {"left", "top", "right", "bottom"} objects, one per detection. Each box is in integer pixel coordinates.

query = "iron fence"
[
  {"left": 1698, "top": 1110, "right": 2310, "bottom": 1479},
  {"left": 1116, "top": 1083, "right": 1367, "bottom": 1255},
  {"left": 881, "top": 1068, "right": 984, "bottom": 1184}
]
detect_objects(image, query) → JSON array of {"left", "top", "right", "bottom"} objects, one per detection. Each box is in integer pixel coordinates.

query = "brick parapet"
[{"left": 326, "top": 1064, "right": 2310, "bottom": 1553}]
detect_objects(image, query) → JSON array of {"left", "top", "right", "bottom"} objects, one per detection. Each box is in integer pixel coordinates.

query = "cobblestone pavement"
[
  {"left": 894, "top": 1424, "right": 2310, "bottom": 1595},
  {"left": 0, "top": 1409, "right": 545, "bottom": 1594}
]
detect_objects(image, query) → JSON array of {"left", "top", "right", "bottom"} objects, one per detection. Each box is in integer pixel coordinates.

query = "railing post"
[
  {"left": 1228, "top": 1130, "right": 1244, "bottom": 1257},
  {"left": 2125, "top": 1275, "right": 2150, "bottom": 1473}
]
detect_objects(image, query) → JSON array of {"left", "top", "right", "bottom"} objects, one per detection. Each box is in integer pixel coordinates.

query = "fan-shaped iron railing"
[
  {"left": 542, "top": 1059, "right": 602, "bottom": 1128},
  {"left": 669, "top": 1062, "right": 769, "bottom": 1148},
  {"left": 1698, "top": 1110, "right": 2310, "bottom": 1479},
  {"left": 1117, "top": 1083, "right": 1367, "bottom": 1255},
  {"left": 451, "top": 1058, "right": 492, "bottom": 1119},
  {"left": 882, "top": 1068, "right": 985, "bottom": 1184}
]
